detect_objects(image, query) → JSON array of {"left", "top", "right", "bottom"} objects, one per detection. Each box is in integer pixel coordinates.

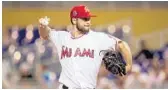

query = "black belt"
[
  {"left": 62, "top": 84, "right": 69, "bottom": 89},
  {"left": 62, "top": 84, "right": 95, "bottom": 89}
]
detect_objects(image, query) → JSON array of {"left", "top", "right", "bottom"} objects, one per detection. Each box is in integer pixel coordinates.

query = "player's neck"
[{"left": 71, "top": 27, "right": 85, "bottom": 38}]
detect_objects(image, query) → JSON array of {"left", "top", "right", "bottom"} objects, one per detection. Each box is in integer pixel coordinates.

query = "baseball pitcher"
[{"left": 38, "top": 5, "right": 132, "bottom": 89}]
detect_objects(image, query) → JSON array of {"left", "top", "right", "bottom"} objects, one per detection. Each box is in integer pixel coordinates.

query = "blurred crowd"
[{"left": 2, "top": 25, "right": 168, "bottom": 89}]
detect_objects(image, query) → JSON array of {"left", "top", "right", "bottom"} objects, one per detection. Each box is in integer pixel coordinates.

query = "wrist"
[{"left": 126, "top": 65, "right": 131, "bottom": 73}]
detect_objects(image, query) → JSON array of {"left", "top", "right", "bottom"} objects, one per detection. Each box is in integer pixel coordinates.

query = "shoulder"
[
  {"left": 90, "top": 30, "right": 114, "bottom": 39},
  {"left": 57, "top": 30, "right": 69, "bottom": 35},
  {"left": 90, "top": 30, "right": 121, "bottom": 41},
  {"left": 50, "top": 29, "right": 69, "bottom": 35},
  {"left": 89, "top": 30, "right": 107, "bottom": 37}
]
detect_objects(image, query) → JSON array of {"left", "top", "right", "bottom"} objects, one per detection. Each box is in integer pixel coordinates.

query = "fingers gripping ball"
[
  {"left": 101, "top": 50, "right": 126, "bottom": 76},
  {"left": 39, "top": 16, "right": 50, "bottom": 26}
]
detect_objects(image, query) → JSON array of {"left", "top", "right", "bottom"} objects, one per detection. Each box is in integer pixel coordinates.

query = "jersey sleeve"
[
  {"left": 100, "top": 33, "right": 122, "bottom": 51},
  {"left": 48, "top": 29, "right": 61, "bottom": 45}
]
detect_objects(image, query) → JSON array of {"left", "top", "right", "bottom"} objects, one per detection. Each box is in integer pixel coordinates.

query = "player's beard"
[{"left": 76, "top": 23, "right": 89, "bottom": 34}]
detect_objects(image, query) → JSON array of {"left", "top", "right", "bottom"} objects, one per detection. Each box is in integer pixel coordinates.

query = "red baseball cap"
[{"left": 70, "top": 5, "right": 96, "bottom": 18}]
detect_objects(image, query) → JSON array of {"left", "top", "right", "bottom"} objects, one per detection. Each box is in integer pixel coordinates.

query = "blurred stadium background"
[{"left": 2, "top": 1, "right": 168, "bottom": 89}]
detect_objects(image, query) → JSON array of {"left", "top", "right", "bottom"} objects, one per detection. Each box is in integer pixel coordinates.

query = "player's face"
[{"left": 76, "top": 17, "right": 91, "bottom": 33}]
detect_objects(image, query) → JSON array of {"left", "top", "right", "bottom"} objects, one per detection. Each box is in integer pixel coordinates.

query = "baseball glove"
[{"left": 100, "top": 50, "right": 126, "bottom": 76}]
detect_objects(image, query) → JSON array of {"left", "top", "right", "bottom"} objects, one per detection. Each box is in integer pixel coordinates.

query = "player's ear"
[{"left": 71, "top": 18, "right": 77, "bottom": 25}]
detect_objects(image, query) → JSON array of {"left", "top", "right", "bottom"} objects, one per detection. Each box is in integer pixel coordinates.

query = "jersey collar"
[{"left": 70, "top": 30, "right": 90, "bottom": 40}]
